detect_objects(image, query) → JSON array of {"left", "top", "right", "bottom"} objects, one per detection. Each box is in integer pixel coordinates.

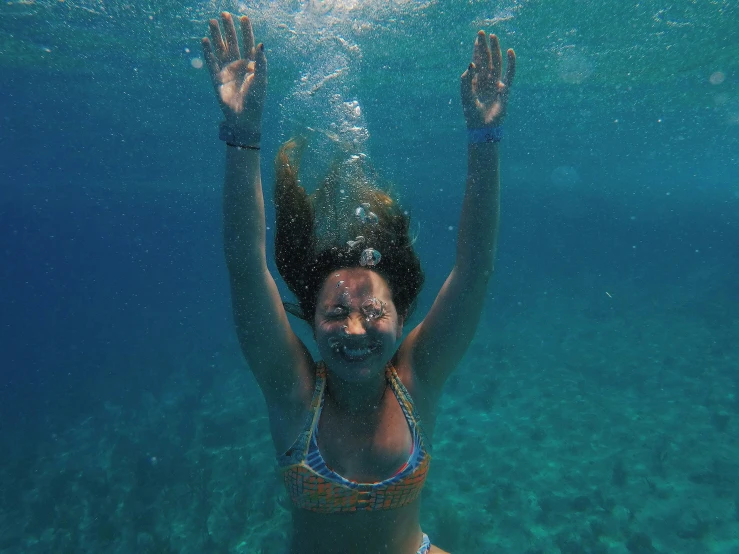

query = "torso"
[{"left": 265, "top": 353, "right": 443, "bottom": 554}]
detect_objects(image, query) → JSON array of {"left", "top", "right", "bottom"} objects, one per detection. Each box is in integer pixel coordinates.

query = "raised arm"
[
  {"left": 203, "top": 13, "right": 311, "bottom": 401},
  {"left": 401, "top": 31, "right": 516, "bottom": 392},
  {"left": 457, "top": 32, "right": 516, "bottom": 274}
]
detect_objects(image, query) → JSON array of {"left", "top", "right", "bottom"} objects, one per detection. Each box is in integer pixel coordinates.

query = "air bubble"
[
  {"left": 354, "top": 205, "right": 378, "bottom": 225},
  {"left": 710, "top": 71, "right": 725, "bottom": 85},
  {"left": 359, "top": 248, "right": 381, "bottom": 267},
  {"left": 347, "top": 236, "right": 365, "bottom": 248},
  {"left": 361, "top": 297, "right": 385, "bottom": 320}
]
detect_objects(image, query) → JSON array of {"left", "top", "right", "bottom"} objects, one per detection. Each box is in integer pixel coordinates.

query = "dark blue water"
[{"left": 1, "top": 0, "right": 738, "bottom": 552}]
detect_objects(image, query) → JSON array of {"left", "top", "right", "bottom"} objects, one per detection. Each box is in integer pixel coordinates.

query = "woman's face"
[{"left": 313, "top": 268, "right": 403, "bottom": 383}]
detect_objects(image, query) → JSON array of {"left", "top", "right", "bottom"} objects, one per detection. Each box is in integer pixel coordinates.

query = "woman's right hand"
[{"left": 202, "top": 12, "right": 267, "bottom": 133}]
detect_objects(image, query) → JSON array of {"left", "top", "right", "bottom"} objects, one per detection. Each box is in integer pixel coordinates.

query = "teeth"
[{"left": 341, "top": 345, "right": 375, "bottom": 359}]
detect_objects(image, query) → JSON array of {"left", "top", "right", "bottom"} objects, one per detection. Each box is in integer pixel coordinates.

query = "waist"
[{"left": 289, "top": 501, "right": 423, "bottom": 554}]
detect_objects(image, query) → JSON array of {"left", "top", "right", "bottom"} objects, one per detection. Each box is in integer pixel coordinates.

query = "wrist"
[
  {"left": 467, "top": 126, "right": 503, "bottom": 144},
  {"left": 219, "top": 121, "right": 261, "bottom": 149}
]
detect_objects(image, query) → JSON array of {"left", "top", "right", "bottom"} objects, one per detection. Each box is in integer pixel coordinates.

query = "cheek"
[
  {"left": 314, "top": 322, "right": 339, "bottom": 343},
  {"left": 382, "top": 319, "right": 402, "bottom": 342}
]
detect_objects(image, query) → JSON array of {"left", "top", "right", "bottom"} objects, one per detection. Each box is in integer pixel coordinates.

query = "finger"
[
  {"left": 221, "top": 12, "right": 240, "bottom": 62},
  {"left": 503, "top": 48, "right": 516, "bottom": 89},
  {"left": 254, "top": 42, "right": 267, "bottom": 84},
  {"left": 202, "top": 37, "right": 221, "bottom": 82},
  {"left": 246, "top": 42, "right": 268, "bottom": 100},
  {"left": 208, "top": 19, "right": 226, "bottom": 60},
  {"left": 240, "top": 16, "right": 255, "bottom": 60},
  {"left": 473, "top": 30, "right": 492, "bottom": 71},
  {"left": 490, "top": 34, "right": 502, "bottom": 84}
]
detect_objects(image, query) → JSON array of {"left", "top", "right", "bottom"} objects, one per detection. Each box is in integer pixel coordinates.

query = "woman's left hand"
[{"left": 461, "top": 31, "right": 516, "bottom": 129}]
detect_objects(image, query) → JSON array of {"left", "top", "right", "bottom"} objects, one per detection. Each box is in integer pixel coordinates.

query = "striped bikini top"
[{"left": 277, "top": 362, "right": 431, "bottom": 513}]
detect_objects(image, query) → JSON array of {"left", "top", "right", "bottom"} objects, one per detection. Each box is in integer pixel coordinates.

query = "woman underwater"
[{"left": 202, "top": 11, "right": 515, "bottom": 554}]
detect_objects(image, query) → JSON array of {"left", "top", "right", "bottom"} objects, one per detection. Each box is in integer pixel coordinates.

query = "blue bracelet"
[
  {"left": 467, "top": 126, "right": 503, "bottom": 144},
  {"left": 219, "top": 121, "right": 261, "bottom": 148}
]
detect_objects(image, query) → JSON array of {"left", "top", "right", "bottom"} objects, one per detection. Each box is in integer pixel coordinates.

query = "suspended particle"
[{"left": 360, "top": 248, "right": 381, "bottom": 267}]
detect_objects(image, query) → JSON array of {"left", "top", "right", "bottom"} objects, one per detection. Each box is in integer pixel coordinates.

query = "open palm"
[
  {"left": 461, "top": 31, "right": 516, "bottom": 129},
  {"left": 202, "top": 12, "right": 267, "bottom": 131}
]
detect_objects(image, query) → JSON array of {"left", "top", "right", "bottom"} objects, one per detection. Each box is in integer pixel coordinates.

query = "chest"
[{"left": 315, "top": 395, "right": 413, "bottom": 482}]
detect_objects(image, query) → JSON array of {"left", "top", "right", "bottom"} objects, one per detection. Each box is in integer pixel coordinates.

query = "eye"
[
  {"left": 361, "top": 298, "right": 386, "bottom": 320},
  {"left": 326, "top": 307, "right": 349, "bottom": 320}
]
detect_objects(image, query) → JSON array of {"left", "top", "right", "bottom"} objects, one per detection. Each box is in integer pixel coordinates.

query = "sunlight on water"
[{"left": 223, "top": 0, "right": 437, "bottom": 170}]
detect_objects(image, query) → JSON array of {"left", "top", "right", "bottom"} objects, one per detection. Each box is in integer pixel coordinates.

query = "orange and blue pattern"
[{"left": 277, "top": 362, "right": 431, "bottom": 513}]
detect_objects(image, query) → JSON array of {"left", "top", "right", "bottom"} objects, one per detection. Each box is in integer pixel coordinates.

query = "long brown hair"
[{"left": 274, "top": 138, "right": 424, "bottom": 323}]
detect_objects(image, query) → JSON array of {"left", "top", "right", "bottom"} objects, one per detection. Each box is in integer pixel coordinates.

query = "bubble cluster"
[
  {"left": 361, "top": 297, "right": 385, "bottom": 320},
  {"left": 354, "top": 203, "right": 378, "bottom": 224},
  {"left": 360, "top": 248, "right": 381, "bottom": 267}
]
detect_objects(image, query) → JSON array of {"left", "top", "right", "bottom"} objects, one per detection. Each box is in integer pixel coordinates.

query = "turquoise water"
[{"left": 1, "top": 0, "right": 738, "bottom": 552}]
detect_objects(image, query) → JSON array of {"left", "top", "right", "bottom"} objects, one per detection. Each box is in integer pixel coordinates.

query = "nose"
[{"left": 343, "top": 313, "right": 367, "bottom": 335}]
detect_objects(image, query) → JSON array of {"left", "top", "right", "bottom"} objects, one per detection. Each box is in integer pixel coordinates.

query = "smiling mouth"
[{"left": 329, "top": 340, "right": 380, "bottom": 361}]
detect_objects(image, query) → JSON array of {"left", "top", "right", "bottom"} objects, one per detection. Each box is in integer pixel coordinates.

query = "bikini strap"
[
  {"left": 281, "top": 362, "right": 326, "bottom": 463},
  {"left": 386, "top": 364, "right": 431, "bottom": 453}
]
